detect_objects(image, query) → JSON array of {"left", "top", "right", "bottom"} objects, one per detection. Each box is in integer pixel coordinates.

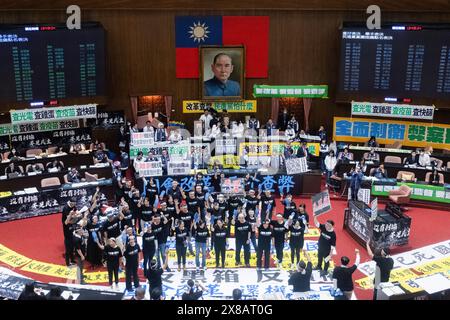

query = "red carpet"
[{"left": 1, "top": 197, "right": 450, "bottom": 299}]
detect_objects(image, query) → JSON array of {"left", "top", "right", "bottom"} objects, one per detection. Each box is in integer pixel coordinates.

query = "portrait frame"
[{"left": 199, "top": 45, "right": 245, "bottom": 101}]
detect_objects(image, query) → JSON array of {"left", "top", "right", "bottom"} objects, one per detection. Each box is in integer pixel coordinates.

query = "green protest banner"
[{"left": 253, "top": 85, "right": 328, "bottom": 98}]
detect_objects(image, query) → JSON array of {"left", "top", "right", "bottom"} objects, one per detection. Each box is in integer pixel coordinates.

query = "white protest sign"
[
  {"left": 285, "top": 157, "right": 308, "bottom": 175},
  {"left": 167, "top": 160, "right": 191, "bottom": 176}
]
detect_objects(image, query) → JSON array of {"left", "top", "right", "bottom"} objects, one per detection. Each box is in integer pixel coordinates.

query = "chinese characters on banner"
[
  {"left": 333, "top": 117, "right": 450, "bottom": 149},
  {"left": 311, "top": 190, "right": 332, "bottom": 216},
  {"left": 351, "top": 101, "right": 434, "bottom": 120},
  {"left": 87, "top": 111, "right": 125, "bottom": 128},
  {"left": 0, "top": 120, "right": 79, "bottom": 136},
  {"left": 10, "top": 128, "right": 92, "bottom": 149},
  {"left": 372, "top": 183, "right": 450, "bottom": 204},
  {"left": 167, "top": 161, "right": 191, "bottom": 176},
  {"left": 130, "top": 144, "right": 191, "bottom": 160},
  {"left": 10, "top": 104, "right": 97, "bottom": 124},
  {"left": 221, "top": 177, "right": 245, "bottom": 194},
  {"left": 239, "top": 142, "right": 320, "bottom": 157},
  {"left": 130, "top": 132, "right": 154, "bottom": 146},
  {"left": 134, "top": 161, "right": 163, "bottom": 177},
  {"left": 285, "top": 157, "right": 308, "bottom": 175},
  {"left": 253, "top": 85, "right": 328, "bottom": 98},
  {"left": 183, "top": 100, "right": 257, "bottom": 113}
]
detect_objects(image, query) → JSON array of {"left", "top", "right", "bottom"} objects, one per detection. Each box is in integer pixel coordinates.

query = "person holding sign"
[{"left": 313, "top": 215, "right": 336, "bottom": 277}]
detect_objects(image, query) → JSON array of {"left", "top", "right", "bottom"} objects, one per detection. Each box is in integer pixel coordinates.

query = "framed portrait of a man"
[{"left": 200, "top": 46, "right": 245, "bottom": 100}]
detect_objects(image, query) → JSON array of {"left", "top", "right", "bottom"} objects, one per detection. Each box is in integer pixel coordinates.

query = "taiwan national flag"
[{"left": 175, "top": 16, "right": 269, "bottom": 78}]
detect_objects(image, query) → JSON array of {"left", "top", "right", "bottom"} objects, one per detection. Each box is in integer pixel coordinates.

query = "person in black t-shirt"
[
  {"left": 175, "top": 201, "right": 195, "bottom": 256},
  {"left": 181, "top": 279, "right": 206, "bottom": 300},
  {"left": 103, "top": 238, "right": 123, "bottom": 289},
  {"left": 314, "top": 215, "right": 336, "bottom": 277},
  {"left": 173, "top": 220, "right": 189, "bottom": 271},
  {"left": 62, "top": 198, "right": 78, "bottom": 266},
  {"left": 212, "top": 219, "right": 228, "bottom": 268},
  {"left": 184, "top": 191, "right": 201, "bottom": 221},
  {"left": 287, "top": 217, "right": 307, "bottom": 268},
  {"left": 232, "top": 213, "right": 251, "bottom": 267},
  {"left": 244, "top": 189, "right": 259, "bottom": 214},
  {"left": 166, "top": 180, "right": 184, "bottom": 203},
  {"left": 271, "top": 214, "right": 288, "bottom": 268},
  {"left": 246, "top": 210, "right": 258, "bottom": 253},
  {"left": 141, "top": 224, "right": 156, "bottom": 277},
  {"left": 73, "top": 226, "right": 88, "bottom": 285},
  {"left": 67, "top": 167, "right": 82, "bottom": 183},
  {"left": 257, "top": 219, "right": 272, "bottom": 269},
  {"left": 137, "top": 197, "right": 154, "bottom": 233},
  {"left": 193, "top": 220, "right": 210, "bottom": 270},
  {"left": 332, "top": 249, "right": 360, "bottom": 300},
  {"left": 147, "top": 258, "right": 168, "bottom": 296},
  {"left": 124, "top": 235, "right": 141, "bottom": 291},
  {"left": 194, "top": 185, "right": 207, "bottom": 221},
  {"left": 366, "top": 241, "right": 394, "bottom": 300},
  {"left": 259, "top": 189, "right": 276, "bottom": 221},
  {"left": 102, "top": 212, "right": 123, "bottom": 250},
  {"left": 288, "top": 250, "right": 313, "bottom": 293},
  {"left": 207, "top": 201, "right": 226, "bottom": 226},
  {"left": 281, "top": 194, "right": 297, "bottom": 220},
  {"left": 151, "top": 213, "right": 170, "bottom": 271},
  {"left": 145, "top": 177, "right": 159, "bottom": 206}
]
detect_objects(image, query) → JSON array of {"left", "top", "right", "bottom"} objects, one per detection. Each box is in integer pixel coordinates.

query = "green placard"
[
  {"left": 253, "top": 85, "right": 328, "bottom": 98},
  {"left": 372, "top": 182, "right": 450, "bottom": 204}
]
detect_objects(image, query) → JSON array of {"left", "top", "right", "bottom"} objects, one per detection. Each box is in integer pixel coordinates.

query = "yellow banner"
[
  {"left": 239, "top": 142, "right": 320, "bottom": 157},
  {"left": 0, "top": 244, "right": 32, "bottom": 268},
  {"left": 21, "top": 260, "right": 78, "bottom": 280},
  {"left": 183, "top": 100, "right": 257, "bottom": 113},
  {"left": 209, "top": 155, "right": 241, "bottom": 169},
  {"left": 333, "top": 116, "right": 450, "bottom": 149}
]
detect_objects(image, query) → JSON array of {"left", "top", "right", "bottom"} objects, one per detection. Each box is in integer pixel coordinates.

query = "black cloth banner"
[
  {"left": 11, "top": 128, "right": 92, "bottom": 150},
  {"left": 345, "top": 200, "right": 411, "bottom": 247},
  {"left": 87, "top": 111, "right": 126, "bottom": 128},
  {"left": 0, "top": 179, "right": 112, "bottom": 223},
  {"left": 0, "top": 271, "right": 123, "bottom": 300}
]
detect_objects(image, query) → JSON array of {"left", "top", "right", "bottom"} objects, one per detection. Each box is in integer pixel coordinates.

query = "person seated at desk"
[
  {"left": 69, "top": 143, "right": 86, "bottom": 154},
  {"left": 337, "top": 147, "right": 353, "bottom": 163},
  {"left": 403, "top": 150, "right": 419, "bottom": 166},
  {"left": 27, "top": 164, "right": 43, "bottom": 174},
  {"left": 46, "top": 159, "right": 64, "bottom": 172},
  {"left": 67, "top": 167, "right": 82, "bottom": 183},
  {"left": 93, "top": 146, "right": 110, "bottom": 164},
  {"left": 285, "top": 124, "right": 296, "bottom": 141},
  {"left": 363, "top": 148, "right": 380, "bottom": 163},
  {"left": 418, "top": 149, "right": 432, "bottom": 167},
  {"left": 371, "top": 164, "right": 388, "bottom": 179},
  {"left": 5, "top": 162, "right": 23, "bottom": 176},
  {"left": 7, "top": 148, "right": 22, "bottom": 160},
  {"left": 367, "top": 136, "right": 379, "bottom": 148},
  {"left": 168, "top": 129, "right": 183, "bottom": 143}
]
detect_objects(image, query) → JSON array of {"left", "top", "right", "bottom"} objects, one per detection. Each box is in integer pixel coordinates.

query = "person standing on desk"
[{"left": 203, "top": 53, "right": 240, "bottom": 97}]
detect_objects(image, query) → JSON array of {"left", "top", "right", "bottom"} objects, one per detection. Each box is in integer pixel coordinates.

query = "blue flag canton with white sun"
[
  {"left": 175, "top": 16, "right": 222, "bottom": 47},
  {"left": 189, "top": 21, "right": 211, "bottom": 43}
]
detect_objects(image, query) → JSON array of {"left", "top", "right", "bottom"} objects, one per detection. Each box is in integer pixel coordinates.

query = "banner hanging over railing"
[
  {"left": 253, "top": 85, "right": 328, "bottom": 98},
  {"left": 182, "top": 100, "right": 257, "bottom": 113},
  {"left": 351, "top": 101, "right": 434, "bottom": 120},
  {"left": 0, "top": 120, "right": 80, "bottom": 136},
  {"left": 10, "top": 104, "right": 97, "bottom": 124},
  {"left": 333, "top": 116, "right": 450, "bottom": 149}
]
